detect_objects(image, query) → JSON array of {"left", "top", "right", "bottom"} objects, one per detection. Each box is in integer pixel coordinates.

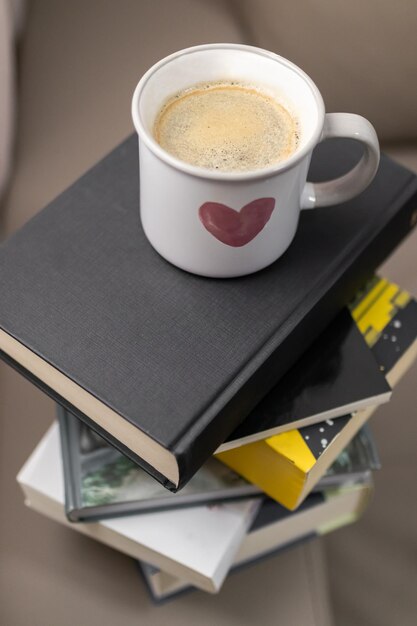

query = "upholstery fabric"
[
  {"left": 233, "top": 0, "right": 417, "bottom": 141},
  {"left": 0, "top": 0, "right": 15, "bottom": 198}
]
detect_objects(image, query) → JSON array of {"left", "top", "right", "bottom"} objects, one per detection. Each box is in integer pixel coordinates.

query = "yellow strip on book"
[
  {"left": 351, "top": 277, "right": 410, "bottom": 347},
  {"left": 216, "top": 278, "right": 416, "bottom": 510}
]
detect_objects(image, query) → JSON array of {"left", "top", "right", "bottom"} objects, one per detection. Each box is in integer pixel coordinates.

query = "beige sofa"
[{"left": 1, "top": 2, "right": 416, "bottom": 625}]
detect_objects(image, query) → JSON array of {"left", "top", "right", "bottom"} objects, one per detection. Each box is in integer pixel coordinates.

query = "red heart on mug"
[{"left": 198, "top": 198, "right": 276, "bottom": 247}]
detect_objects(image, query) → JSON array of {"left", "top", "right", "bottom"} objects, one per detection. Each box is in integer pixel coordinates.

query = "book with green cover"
[
  {"left": 58, "top": 404, "right": 379, "bottom": 521},
  {"left": 17, "top": 422, "right": 261, "bottom": 594},
  {"left": 217, "top": 277, "right": 417, "bottom": 510}
]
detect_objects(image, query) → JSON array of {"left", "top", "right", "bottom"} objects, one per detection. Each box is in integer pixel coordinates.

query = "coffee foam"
[{"left": 153, "top": 81, "right": 299, "bottom": 172}]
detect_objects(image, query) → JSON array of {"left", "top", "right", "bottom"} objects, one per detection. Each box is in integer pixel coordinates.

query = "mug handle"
[{"left": 301, "top": 113, "right": 380, "bottom": 209}]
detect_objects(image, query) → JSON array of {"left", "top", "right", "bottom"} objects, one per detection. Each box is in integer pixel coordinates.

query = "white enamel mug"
[{"left": 132, "top": 44, "right": 380, "bottom": 278}]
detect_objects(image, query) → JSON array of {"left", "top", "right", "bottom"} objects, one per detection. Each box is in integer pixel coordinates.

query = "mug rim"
[{"left": 131, "top": 43, "right": 325, "bottom": 182}]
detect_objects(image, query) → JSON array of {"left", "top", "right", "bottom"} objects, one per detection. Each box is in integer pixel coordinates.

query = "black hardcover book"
[
  {"left": 1, "top": 136, "right": 416, "bottom": 491},
  {"left": 58, "top": 403, "right": 379, "bottom": 522},
  {"left": 219, "top": 309, "right": 390, "bottom": 451}
]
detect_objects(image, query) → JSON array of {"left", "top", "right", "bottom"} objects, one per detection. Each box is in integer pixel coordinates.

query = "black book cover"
[
  {"left": 220, "top": 309, "right": 390, "bottom": 451},
  {"left": 1, "top": 135, "right": 416, "bottom": 490}
]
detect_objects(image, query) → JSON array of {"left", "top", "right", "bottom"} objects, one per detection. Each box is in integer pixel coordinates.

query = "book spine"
[
  {"left": 174, "top": 183, "right": 417, "bottom": 489},
  {"left": 56, "top": 404, "right": 79, "bottom": 522}
]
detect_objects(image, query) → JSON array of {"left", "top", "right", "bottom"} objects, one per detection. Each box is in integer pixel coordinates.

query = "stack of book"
[{"left": 1, "top": 136, "right": 417, "bottom": 601}]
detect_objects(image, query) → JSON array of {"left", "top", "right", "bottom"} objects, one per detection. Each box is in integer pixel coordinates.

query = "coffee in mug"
[
  {"left": 153, "top": 81, "right": 299, "bottom": 172},
  {"left": 132, "top": 44, "right": 380, "bottom": 278}
]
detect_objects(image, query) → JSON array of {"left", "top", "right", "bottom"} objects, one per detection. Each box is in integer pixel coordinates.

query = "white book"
[
  {"left": 17, "top": 423, "right": 261, "bottom": 593},
  {"left": 140, "top": 480, "right": 372, "bottom": 601}
]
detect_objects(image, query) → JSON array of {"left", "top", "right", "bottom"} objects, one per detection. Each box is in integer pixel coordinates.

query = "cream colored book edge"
[
  {"left": 1, "top": 328, "right": 179, "bottom": 485},
  {"left": 215, "top": 393, "right": 391, "bottom": 453}
]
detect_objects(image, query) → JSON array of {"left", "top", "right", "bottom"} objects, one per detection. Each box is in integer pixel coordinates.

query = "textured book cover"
[
  {"left": 59, "top": 403, "right": 378, "bottom": 521},
  {"left": 2, "top": 137, "right": 417, "bottom": 490},
  {"left": 217, "top": 278, "right": 417, "bottom": 509}
]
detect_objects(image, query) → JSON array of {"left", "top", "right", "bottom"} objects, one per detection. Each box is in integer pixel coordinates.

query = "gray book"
[{"left": 58, "top": 403, "right": 380, "bottom": 522}]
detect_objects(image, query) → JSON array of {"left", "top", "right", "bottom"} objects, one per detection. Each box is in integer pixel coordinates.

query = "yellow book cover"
[{"left": 216, "top": 278, "right": 417, "bottom": 510}]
